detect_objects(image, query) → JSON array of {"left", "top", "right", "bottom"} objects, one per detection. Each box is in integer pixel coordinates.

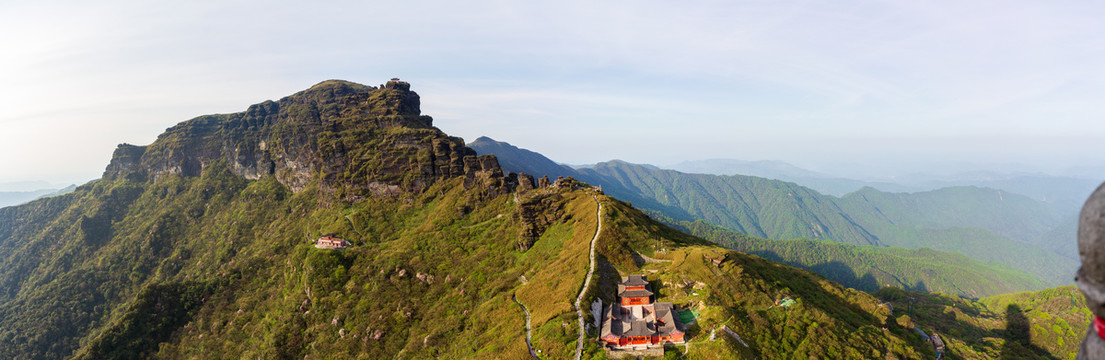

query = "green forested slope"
[
  {"left": 589, "top": 196, "right": 928, "bottom": 359},
  {"left": 840, "top": 220, "right": 1076, "bottom": 286},
  {"left": 838, "top": 186, "right": 1061, "bottom": 249},
  {"left": 598, "top": 200, "right": 1085, "bottom": 360},
  {"left": 670, "top": 219, "right": 1048, "bottom": 298},
  {"left": 576, "top": 161, "right": 881, "bottom": 245},
  {"left": 469, "top": 141, "right": 1078, "bottom": 289},
  {"left": 0, "top": 162, "right": 592, "bottom": 359},
  {"left": 579, "top": 161, "right": 1077, "bottom": 287},
  {"left": 878, "top": 286, "right": 1090, "bottom": 359},
  {"left": 0, "top": 79, "right": 951, "bottom": 359}
]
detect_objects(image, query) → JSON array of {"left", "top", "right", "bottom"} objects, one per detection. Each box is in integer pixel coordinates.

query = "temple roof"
[
  {"left": 618, "top": 288, "right": 654, "bottom": 298},
  {"left": 654, "top": 302, "right": 683, "bottom": 336},
  {"left": 602, "top": 275, "right": 687, "bottom": 343},
  {"left": 600, "top": 304, "right": 615, "bottom": 337},
  {"left": 622, "top": 320, "right": 655, "bottom": 337},
  {"left": 601, "top": 301, "right": 685, "bottom": 342},
  {"left": 622, "top": 274, "right": 649, "bottom": 286}
]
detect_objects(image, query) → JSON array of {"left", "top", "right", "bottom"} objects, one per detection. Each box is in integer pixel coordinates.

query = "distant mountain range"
[
  {"left": 0, "top": 185, "right": 77, "bottom": 208},
  {"left": 667, "top": 159, "right": 919, "bottom": 195},
  {"left": 470, "top": 137, "right": 1081, "bottom": 288},
  {"left": 667, "top": 218, "right": 1048, "bottom": 298},
  {"left": 667, "top": 158, "right": 1101, "bottom": 210}
]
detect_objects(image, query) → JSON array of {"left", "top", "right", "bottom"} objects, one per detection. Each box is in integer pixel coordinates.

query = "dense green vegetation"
[
  {"left": 878, "top": 286, "right": 1090, "bottom": 359},
  {"left": 835, "top": 187, "right": 1077, "bottom": 285},
  {"left": 671, "top": 219, "right": 1048, "bottom": 298},
  {"left": 0, "top": 161, "right": 562, "bottom": 358},
  {"left": 839, "top": 186, "right": 1061, "bottom": 244},
  {"left": 0, "top": 79, "right": 1090, "bottom": 359},
  {"left": 0, "top": 79, "right": 934, "bottom": 359},
  {"left": 576, "top": 161, "right": 1078, "bottom": 286},
  {"left": 665, "top": 160, "right": 1102, "bottom": 214},
  {"left": 0, "top": 163, "right": 934, "bottom": 359},
  {"left": 590, "top": 196, "right": 927, "bottom": 359},
  {"left": 468, "top": 141, "right": 1079, "bottom": 288}
]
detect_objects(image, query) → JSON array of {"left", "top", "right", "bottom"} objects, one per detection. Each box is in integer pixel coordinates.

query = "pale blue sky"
[{"left": 2, "top": 0, "right": 1103, "bottom": 187}]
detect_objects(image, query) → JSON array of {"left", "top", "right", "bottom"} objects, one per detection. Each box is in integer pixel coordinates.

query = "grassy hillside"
[
  {"left": 589, "top": 196, "right": 927, "bottom": 359},
  {"left": 877, "top": 286, "right": 1090, "bottom": 359},
  {"left": 589, "top": 197, "right": 1088, "bottom": 359},
  {"left": 0, "top": 162, "right": 588, "bottom": 359},
  {"left": 0, "top": 79, "right": 954, "bottom": 359},
  {"left": 470, "top": 140, "right": 1078, "bottom": 289},
  {"left": 0, "top": 162, "right": 937, "bottom": 359},
  {"left": 586, "top": 161, "right": 1077, "bottom": 288},
  {"left": 577, "top": 161, "right": 882, "bottom": 245}
]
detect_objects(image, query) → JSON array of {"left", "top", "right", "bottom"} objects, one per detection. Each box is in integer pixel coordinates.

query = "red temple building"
[{"left": 600, "top": 275, "right": 685, "bottom": 352}]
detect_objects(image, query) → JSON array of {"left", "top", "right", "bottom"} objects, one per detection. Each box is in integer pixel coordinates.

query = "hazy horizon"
[{"left": 3, "top": 1, "right": 1104, "bottom": 186}]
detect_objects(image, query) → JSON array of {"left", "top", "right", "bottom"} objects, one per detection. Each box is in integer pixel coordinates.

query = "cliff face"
[{"left": 103, "top": 79, "right": 508, "bottom": 197}]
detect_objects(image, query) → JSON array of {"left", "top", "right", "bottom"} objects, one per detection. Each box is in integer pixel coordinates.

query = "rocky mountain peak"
[
  {"left": 382, "top": 78, "right": 411, "bottom": 91},
  {"left": 101, "top": 79, "right": 512, "bottom": 198}
]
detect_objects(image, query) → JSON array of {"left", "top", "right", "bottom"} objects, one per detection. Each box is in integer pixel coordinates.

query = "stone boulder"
[{"left": 1077, "top": 182, "right": 1105, "bottom": 359}]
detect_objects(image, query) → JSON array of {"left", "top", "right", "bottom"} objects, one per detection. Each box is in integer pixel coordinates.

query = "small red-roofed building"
[{"left": 315, "top": 234, "right": 350, "bottom": 249}]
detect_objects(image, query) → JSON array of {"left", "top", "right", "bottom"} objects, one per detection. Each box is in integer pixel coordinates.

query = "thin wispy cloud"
[{"left": 1, "top": 0, "right": 1102, "bottom": 184}]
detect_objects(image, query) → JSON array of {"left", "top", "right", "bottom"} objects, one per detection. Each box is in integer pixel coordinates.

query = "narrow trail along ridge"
[
  {"left": 574, "top": 194, "right": 603, "bottom": 360},
  {"left": 512, "top": 294, "right": 539, "bottom": 360}
]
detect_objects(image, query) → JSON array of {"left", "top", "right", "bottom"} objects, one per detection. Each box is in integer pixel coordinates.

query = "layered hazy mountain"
[
  {"left": 670, "top": 158, "right": 1096, "bottom": 267},
  {"left": 470, "top": 137, "right": 1080, "bottom": 288},
  {"left": 464, "top": 136, "right": 575, "bottom": 181},
  {"left": 668, "top": 158, "right": 1100, "bottom": 211},
  {"left": 0, "top": 185, "right": 77, "bottom": 208},
  {"left": 0, "top": 189, "right": 59, "bottom": 208},
  {"left": 667, "top": 159, "right": 922, "bottom": 195}
]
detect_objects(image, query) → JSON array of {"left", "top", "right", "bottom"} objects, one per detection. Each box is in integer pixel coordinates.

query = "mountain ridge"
[
  {"left": 0, "top": 79, "right": 962, "bottom": 359},
  {"left": 667, "top": 158, "right": 1100, "bottom": 210},
  {"left": 0, "top": 187, "right": 74, "bottom": 209},
  {"left": 470, "top": 136, "right": 1079, "bottom": 287}
]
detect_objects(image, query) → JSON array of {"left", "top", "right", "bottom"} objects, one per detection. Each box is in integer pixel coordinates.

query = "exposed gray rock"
[
  {"left": 102, "top": 144, "right": 147, "bottom": 180},
  {"left": 98, "top": 79, "right": 519, "bottom": 198},
  {"left": 1077, "top": 182, "right": 1105, "bottom": 360}
]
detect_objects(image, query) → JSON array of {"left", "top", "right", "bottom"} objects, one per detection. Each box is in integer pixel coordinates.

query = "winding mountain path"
[
  {"left": 574, "top": 194, "right": 603, "bottom": 360},
  {"left": 512, "top": 294, "right": 540, "bottom": 359}
]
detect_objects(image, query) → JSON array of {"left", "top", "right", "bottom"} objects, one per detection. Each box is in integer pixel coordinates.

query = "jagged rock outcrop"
[
  {"left": 102, "top": 144, "right": 148, "bottom": 181},
  {"left": 553, "top": 176, "right": 578, "bottom": 189},
  {"left": 514, "top": 192, "right": 566, "bottom": 250},
  {"left": 101, "top": 79, "right": 511, "bottom": 197},
  {"left": 516, "top": 173, "right": 536, "bottom": 192}
]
